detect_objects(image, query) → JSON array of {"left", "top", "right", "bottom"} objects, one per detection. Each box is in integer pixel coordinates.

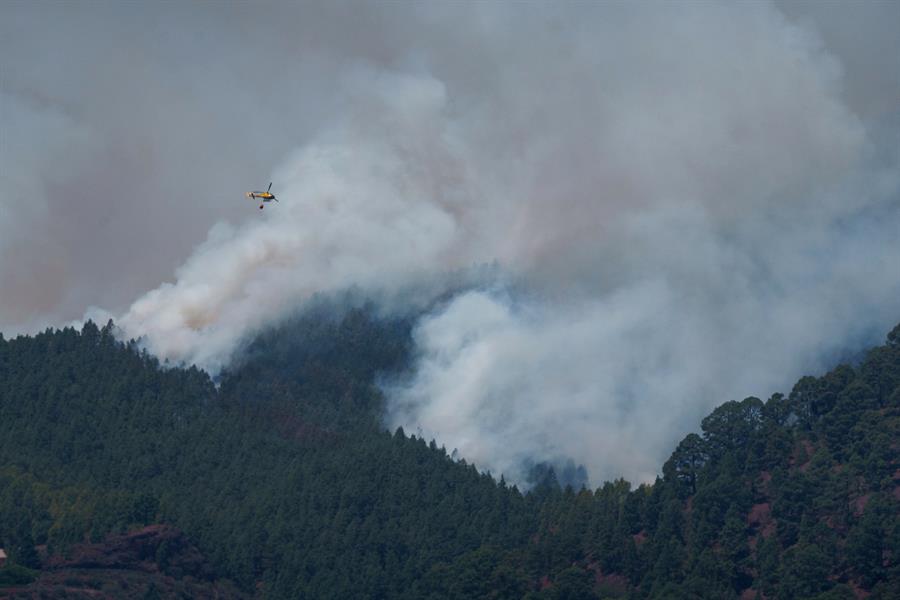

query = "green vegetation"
[
  {"left": 0, "top": 313, "right": 897, "bottom": 598},
  {"left": 0, "top": 564, "right": 39, "bottom": 587}
]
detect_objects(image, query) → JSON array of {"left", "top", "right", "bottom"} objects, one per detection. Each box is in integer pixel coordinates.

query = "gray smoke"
[{"left": 2, "top": 2, "right": 899, "bottom": 484}]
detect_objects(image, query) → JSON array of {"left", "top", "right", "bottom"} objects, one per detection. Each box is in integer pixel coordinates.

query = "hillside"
[
  {"left": 0, "top": 524, "right": 247, "bottom": 599},
  {"left": 0, "top": 312, "right": 898, "bottom": 598}
]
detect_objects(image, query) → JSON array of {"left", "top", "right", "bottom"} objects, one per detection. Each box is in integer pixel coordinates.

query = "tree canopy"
[{"left": 1, "top": 310, "right": 897, "bottom": 598}]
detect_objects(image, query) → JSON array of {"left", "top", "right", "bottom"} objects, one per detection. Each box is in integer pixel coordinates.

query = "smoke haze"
[{"left": 3, "top": 2, "right": 900, "bottom": 484}]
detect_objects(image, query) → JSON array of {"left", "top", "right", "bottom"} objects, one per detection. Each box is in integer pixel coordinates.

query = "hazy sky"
[{"left": 2, "top": 1, "right": 899, "bottom": 484}]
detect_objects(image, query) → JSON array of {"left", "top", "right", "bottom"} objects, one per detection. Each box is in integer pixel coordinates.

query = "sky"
[{"left": 2, "top": 1, "right": 899, "bottom": 485}]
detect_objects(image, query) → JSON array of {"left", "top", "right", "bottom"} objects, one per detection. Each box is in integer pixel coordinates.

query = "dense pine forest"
[{"left": 0, "top": 308, "right": 898, "bottom": 599}]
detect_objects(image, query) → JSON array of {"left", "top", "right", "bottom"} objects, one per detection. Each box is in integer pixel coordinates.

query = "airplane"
[{"left": 246, "top": 182, "right": 278, "bottom": 209}]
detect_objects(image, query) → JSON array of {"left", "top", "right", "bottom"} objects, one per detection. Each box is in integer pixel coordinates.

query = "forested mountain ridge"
[{"left": 0, "top": 313, "right": 898, "bottom": 598}]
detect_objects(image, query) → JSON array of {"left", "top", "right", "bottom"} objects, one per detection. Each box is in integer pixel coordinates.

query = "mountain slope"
[{"left": 0, "top": 315, "right": 898, "bottom": 598}]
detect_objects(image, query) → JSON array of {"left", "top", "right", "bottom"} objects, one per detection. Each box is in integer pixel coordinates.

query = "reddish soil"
[
  {"left": 747, "top": 502, "right": 771, "bottom": 527},
  {"left": 594, "top": 571, "right": 628, "bottom": 596},
  {"left": 796, "top": 440, "right": 815, "bottom": 472},
  {"left": 851, "top": 493, "right": 871, "bottom": 516},
  {"left": 850, "top": 580, "right": 872, "bottom": 599}
]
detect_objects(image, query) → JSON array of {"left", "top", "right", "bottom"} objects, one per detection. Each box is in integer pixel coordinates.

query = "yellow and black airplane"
[{"left": 246, "top": 182, "right": 278, "bottom": 209}]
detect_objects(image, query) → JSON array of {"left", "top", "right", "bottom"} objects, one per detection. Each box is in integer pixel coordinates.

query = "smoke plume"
[{"left": 4, "top": 2, "right": 900, "bottom": 484}]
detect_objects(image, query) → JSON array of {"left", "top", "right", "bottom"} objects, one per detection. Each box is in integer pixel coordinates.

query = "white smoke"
[
  {"left": 116, "top": 69, "right": 476, "bottom": 371},
  {"left": 6, "top": 3, "right": 900, "bottom": 484}
]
